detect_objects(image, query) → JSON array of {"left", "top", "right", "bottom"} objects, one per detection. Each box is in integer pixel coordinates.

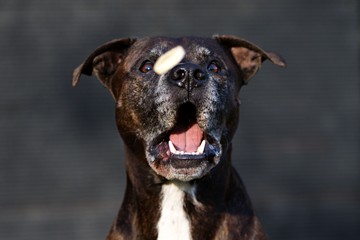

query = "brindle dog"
[{"left": 72, "top": 35, "right": 285, "bottom": 240}]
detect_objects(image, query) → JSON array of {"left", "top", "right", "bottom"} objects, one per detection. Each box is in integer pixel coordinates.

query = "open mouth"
[{"left": 149, "top": 102, "right": 220, "bottom": 172}]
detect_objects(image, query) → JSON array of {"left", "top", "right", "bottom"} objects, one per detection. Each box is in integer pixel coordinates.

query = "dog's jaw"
[
  {"left": 147, "top": 141, "right": 222, "bottom": 182},
  {"left": 145, "top": 102, "right": 223, "bottom": 182}
]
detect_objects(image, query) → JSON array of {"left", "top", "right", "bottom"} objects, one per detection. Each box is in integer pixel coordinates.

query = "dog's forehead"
[{"left": 130, "top": 37, "right": 225, "bottom": 58}]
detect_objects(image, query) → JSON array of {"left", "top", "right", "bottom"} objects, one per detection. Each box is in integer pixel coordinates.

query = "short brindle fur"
[{"left": 72, "top": 35, "right": 285, "bottom": 240}]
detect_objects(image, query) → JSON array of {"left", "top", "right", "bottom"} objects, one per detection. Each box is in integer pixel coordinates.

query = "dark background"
[{"left": 1, "top": 0, "right": 359, "bottom": 239}]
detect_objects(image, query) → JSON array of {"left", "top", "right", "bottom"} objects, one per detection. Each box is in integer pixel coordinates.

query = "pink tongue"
[{"left": 169, "top": 123, "right": 203, "bottom": 153}]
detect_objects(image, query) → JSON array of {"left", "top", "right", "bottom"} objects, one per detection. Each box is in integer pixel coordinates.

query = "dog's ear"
[
  {"left": 214, "top": 35, "right": 286, "bottom": 84},
  {"left": 72, "top": 38, "right": 137, "bottom": 88}
]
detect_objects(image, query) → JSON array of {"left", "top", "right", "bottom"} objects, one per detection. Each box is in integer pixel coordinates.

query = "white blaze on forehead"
[{"left": 154, "top": 46, "right": 186, "bottom": 75}]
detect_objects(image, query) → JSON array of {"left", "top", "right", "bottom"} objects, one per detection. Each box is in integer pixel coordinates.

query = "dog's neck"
[{"left": 108, "top": 144, "right": 256, "bottom": 240}]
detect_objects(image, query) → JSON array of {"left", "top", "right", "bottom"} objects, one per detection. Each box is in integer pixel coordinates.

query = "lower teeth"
[{"left": 168, "top": 140, "right": 206, "bottom": 155}]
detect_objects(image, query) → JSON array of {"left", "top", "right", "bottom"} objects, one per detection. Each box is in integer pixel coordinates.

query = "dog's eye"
[
  {"left": 139, "top": 61, "right": 154, "bottom": 73},
  {"left": 208, "top": 61, "right": 221, "bottom": 73}
]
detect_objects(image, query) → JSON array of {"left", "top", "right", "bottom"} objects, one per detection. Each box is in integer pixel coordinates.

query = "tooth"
[
  {"left": 197, "top": 140, "right": 206, "bottom": 154},
  {"left": 169, "top": 141, "right": 177, "bottom": 154}
]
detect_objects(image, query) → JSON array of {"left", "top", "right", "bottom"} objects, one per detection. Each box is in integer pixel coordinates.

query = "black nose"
[{"left": 169, "top": 63, "right": 208, "bottom": 90}]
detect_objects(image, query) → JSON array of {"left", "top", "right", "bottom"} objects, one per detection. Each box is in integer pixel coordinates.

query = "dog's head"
[{"left": 73, "top": 35, "right": 285, "bottom": 181}]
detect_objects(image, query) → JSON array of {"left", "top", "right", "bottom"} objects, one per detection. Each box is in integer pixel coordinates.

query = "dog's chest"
[{"left": 157, "top": 182, "right": 193, "bottom": 240}]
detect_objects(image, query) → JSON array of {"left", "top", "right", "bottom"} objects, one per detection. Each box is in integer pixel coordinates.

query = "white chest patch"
[{"left": 157, "top": 182, "right": 192, "bottom": 240}]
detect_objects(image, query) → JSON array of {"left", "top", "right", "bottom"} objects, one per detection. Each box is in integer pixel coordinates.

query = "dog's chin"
[{"left": 147, "top": 138, "right": 222, "bottom": 181}]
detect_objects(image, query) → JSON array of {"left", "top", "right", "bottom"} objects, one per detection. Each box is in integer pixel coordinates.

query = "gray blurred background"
[{"left": 1, "top": 0, "right": 359, "bottom": 239}]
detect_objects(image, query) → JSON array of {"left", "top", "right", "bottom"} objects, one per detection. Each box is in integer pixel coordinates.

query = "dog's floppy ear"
[
  {"left": 72, "top": 38, "right": 137, "bottom": 88},
  {"left": 214, "top": 35, "right": 286, "bottom": 84}
]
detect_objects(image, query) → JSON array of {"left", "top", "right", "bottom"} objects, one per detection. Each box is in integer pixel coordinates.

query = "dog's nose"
[{"left": 170, "top": 63, "right": 208, "bottom": 90}]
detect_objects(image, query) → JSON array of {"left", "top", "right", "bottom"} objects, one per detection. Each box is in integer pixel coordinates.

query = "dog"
[{"left": 72, "top": 35, "right": 285, "bottom": 240}]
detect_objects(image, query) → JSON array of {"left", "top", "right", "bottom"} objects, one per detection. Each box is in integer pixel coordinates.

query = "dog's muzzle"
[{"left": 143, "top": 62, "right": 225, "bottom": 181}]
